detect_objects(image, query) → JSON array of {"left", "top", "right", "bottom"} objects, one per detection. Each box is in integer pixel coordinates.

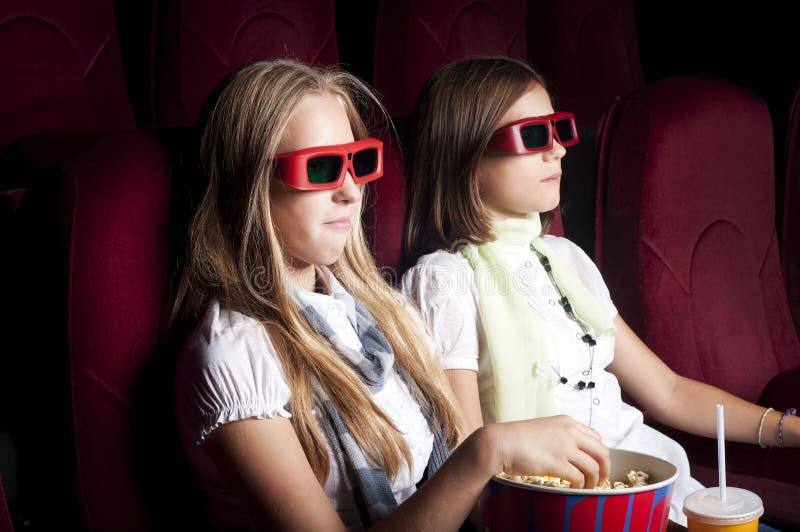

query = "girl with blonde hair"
[{"left": 170, "top": 58, "right": 609, "bottom": 531}]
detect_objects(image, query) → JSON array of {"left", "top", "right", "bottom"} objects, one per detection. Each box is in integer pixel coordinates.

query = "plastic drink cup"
[{"left": 683, "top": 487, "right": 764, "bottom": 531}]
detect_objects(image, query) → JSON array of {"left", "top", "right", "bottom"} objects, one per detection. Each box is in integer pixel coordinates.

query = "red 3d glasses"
[
  {"left": 487, "top": 112, "right": 580, "bottom": 154},
  {"left": 273, "top": 137, "right": 383, "bottom": 190}
]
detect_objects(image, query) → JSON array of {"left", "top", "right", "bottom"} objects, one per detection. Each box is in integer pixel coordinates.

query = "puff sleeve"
[
  {"left": 401, "top": 251, "right": 481, "bottom": 372},
  {"left": 174, "top": 301, "right": 292, "bottom": 446}
]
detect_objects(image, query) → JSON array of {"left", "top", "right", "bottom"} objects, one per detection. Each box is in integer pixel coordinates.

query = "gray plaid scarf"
[{"left": 295, "top": 288, "right": 451, "bottom": 528}]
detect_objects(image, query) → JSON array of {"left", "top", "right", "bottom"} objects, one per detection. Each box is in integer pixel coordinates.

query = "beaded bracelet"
[
  {"left": 778, "top": 407, "right": 797, "bottom": 448},
  {"left": 757, "top": 407, "right": 774, "bottom": 448}
]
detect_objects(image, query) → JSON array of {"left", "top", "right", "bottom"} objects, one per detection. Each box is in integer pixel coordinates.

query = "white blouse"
[
  {"left": 174, "top": 274, "right": 434, "bottom": 531},
  {"left": 401, "top": 235, "right": 701, "bottom": 525}
]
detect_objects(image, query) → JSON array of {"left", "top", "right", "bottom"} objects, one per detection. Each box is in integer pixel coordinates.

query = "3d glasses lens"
[
  {"left": 520, "top": 124, "right": 550, "bottom": 149},
  {"left": 352, "top": 147, "right": 378, "bottom": 177},
  {"left": 306, "top": 156, "right": 343, "bottom": 184},
  {"left": 554, "top": 118, "right": 576, "bottom": 143}
]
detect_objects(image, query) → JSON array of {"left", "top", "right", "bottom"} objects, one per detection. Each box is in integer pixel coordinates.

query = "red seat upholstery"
[
  {"left": 527, "top": 0, "right": 643, "bottom": 125},
  {"left": 153, "top": 0, "right": 339, "bottom": 126},
  {"left": 595, "top": 75, "right": 800, "bottom": 528},
  {"left": 783, "top": 87, "right": 800, "bottom": 337},
  {"left": 528, "top": 0, "right": 644, "bottom": 258},
  {"left": 0, "top": 1, "right": 134, "bottom": 155},
  {"left": 363, "top": 137, "right": 406, "bottom": 280},
  {"left": 373, "top": 0, "right": 527, "bottom": 119},
  {"left": 11, "top": 129, "right": 206, "bottom": 530}
]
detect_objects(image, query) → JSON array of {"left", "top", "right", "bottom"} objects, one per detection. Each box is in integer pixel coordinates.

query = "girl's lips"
[
  {"left": 541, "top": 172, "right": 562, "bottom": 183},
  {"left": 324, "top": 217, "right": 352, "bottom": 229}
]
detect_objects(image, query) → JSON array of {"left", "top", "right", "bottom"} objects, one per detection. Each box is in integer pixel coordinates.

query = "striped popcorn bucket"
[{"left": 481, "top": 448, "right": 678, "bottom": 532}]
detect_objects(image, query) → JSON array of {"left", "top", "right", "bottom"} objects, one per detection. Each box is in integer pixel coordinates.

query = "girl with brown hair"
[{"left": 401, "top": 56, "right": 799, "bottom": 526}]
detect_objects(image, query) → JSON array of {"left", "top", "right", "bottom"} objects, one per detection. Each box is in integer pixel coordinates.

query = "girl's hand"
[{"left": 483, "top": 415, "right": 610, "bottom": 488}]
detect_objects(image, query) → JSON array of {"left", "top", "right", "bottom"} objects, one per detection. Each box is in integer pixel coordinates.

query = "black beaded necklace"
[{"left": 531, "top": 244, "right": 598, "bottom": 426}]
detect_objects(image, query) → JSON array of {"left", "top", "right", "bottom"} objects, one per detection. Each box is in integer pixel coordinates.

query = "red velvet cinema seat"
[
  {"left": 527, "top": 0, "right": 643, "bottom": 126},
  {"left": 0, "top": 0, "right": 137, "bottom": 502},
  {"left": 527, "top": 0, "right": 644, "bottom": 258},
  {"left": 783, "top": 87, "right": 800, "bottom": 338},
  {"left": 373, "top": 0, "right": 527, "bottom": 119},
  {"left": 153, "top": 0, "right": 339, "bottom": 126},
  {"left": 10, "top": 129, "right": 208, "bottom": 531},
  {"left": 595, "top": 75, "right": 800, "bottom": 528},
  {"left": 0, "top": 0, "right": 134, "bottom": 172}
]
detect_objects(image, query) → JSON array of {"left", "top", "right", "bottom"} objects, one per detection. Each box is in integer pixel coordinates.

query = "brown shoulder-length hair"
[
  {"left": 403, "top": 56, "right": 556, "bottom": 269},
  {"left": 170, "top": 59, "right": 460, "bottom": 483}
]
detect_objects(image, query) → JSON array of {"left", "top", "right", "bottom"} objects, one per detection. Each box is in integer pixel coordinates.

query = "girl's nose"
[
  {"left": 544, "top": 139, "right": 567, "bottom": 161},
  {"left": 333, "top": 171, "right": 361, "bottom": 203}
]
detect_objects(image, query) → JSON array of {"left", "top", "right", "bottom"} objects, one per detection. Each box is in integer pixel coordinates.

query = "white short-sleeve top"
[
  {"left": 401, "top": 236, "right": 701, "bottom": 525},
  {"left": 174, "top": 273, "right": 434, "bottom": 531}
]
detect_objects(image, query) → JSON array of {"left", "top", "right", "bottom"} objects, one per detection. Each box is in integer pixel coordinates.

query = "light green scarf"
[{"left": 461, "top": 214, "right": 616, "bottom": 423}]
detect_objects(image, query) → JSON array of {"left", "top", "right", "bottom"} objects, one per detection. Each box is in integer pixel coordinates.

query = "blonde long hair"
[
  {"left": 170, "top": 59, "right": 460, "bottom": 482},
  {"left": 403, "top": 56, "right": 555, "bottom": 269}
]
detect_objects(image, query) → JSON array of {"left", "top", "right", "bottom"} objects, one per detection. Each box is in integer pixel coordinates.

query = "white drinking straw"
[{"left": 717, "top": 404, "right": 727, "bottom": 504}]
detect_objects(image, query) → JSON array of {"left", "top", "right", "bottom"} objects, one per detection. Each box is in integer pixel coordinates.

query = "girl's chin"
[
  {"left": 319, "top": 248, "right": 348, "bottom": 267},
  {"left": 540, "top": 196, "right": 561, "bottom": 213},
  {"left": 526, "top": 203, "right": 560, "bottom": 215}
]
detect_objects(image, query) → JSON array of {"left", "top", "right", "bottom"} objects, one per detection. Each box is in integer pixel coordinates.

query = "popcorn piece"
[
  {"left": 499, "top": 469, "right": 650, "bottom": 490},
  {"left": 499, "top": 472, "right": 572, "bottom": 488},
  {"left": 626, "top": 470, "right": 650, "bottom": 487}
]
